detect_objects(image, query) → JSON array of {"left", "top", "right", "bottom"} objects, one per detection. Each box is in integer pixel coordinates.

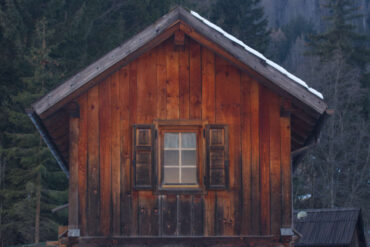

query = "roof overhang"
[
  {"left": 31, "top": 7, "right": 326, "bottom": 120},
  {"left": 28, "top": 7, "right": 328, "bottom": 172}
]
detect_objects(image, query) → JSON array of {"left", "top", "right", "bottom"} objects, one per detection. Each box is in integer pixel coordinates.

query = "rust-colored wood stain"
[{"left": 67, "top": 35, "right": 291, "bottom": 238}]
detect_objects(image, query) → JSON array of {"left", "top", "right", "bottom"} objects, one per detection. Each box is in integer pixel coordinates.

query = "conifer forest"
[{"left": 0, "top": 0, "right": 369, "bottom": 245}]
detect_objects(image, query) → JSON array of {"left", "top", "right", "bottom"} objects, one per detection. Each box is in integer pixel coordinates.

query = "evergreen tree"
[
  {"left": 1, "top": 12, "right": 68, "bottom": 245},
  {"left": 0, "top": 1, "right": 181, "bottom": 244},
  {"left": 308, "top": 0, "right": 370, "bottom": 66},
  {"left": 210, "top": 0, "right": 270, "bottom": 53},
  {"left": 268, "top": 17, "right": 315, "bottom": 64},
  {"left": 294, "top": 0, "right": 370, "bottom": 226}
]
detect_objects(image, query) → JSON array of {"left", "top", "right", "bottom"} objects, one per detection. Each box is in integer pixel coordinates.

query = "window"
[
  {"left": 132, "top": 122, "right": 229, "bottom": 192},
  {"left": 163, "top": 132, "right": 197, "bottom": 185},
  {"left": 157, "top": 122, "right": 203, "bottom": 190},
  {"left": 160, "top": 129, "right": 200, "bottom": 189}
]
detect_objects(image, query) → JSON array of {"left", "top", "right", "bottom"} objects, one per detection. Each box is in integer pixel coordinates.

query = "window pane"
[
  {"left": 164, "top": 133, "right": 179, "bottom": 148},
  {"left": 181, "top": 167, "right": 197, "bottom": 184},
  {"left": 181, "top": 150, "right": 196, "bottom": 166},
  {"left": 182, "top": 133, "right": 196, "bottom": 148},
  {"left": 164, "top": 167, "right": 179, "bottom": 184},
  {"left": 164, "top": 150, "right": 179, "bottom": 166}
]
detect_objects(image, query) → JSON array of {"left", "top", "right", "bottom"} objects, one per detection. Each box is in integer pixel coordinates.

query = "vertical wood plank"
[
  {"left": 166, "top": 39, "right": 180, "bottom": 120},
  {"left": 136, "top": 50, "right": 158, "bottom": 236},
  {"left": 179, "top": 195, "right": 192, "bottom": 236},
  {"left": 68, "top": 114, "right": 79, "bottom": 232},
  {"left": 151, "top": 196, "right": 160, "bottom": 236},
  {"left": 129, "top": 61, "right": 138, "bottom": 236},
  {"left": 77, "top": 94, "right": 87, "bottom": 236},
  {"left": 240, "top": 73, "right": 252, "bottom": 235},
  {"left": 201, "top": 47, "right": 216, "bottom": 236},
  {"left": 204, "top": 192, "right": 215, "bottom": 236},
  {"left": 189, "top": 39, "right": 202, "bottom": 119},
  {"left": 250, "top": 79, "right": 260, "bottom": 235},
  {"left": 215, "top": 55, "right": 241, "bottom": 235},
  {"left": 157, "top": 43, "right": 167, "bottom": 120},
  {"left": 138, "top": 195, "right": 151, "bottom": 235},
  {"left": 99, "top": 77, "right": 111, "bottom": 236},
  {"left": 234, "top": 75, "right": 242, "bottom": 236},
  {"left": 192, "top": 195, "right": 204, "bottom": 236},
  {"left": 259, "top": 87, "right": 271, "bottom": 235},
  {"left": 111, "top": 71, "right": 121, "bottom": 235},
  {"left": 162, "top": 195, "right": 177, "bottom": 236},
  {"left": 137, "top": 50, "right": 157, "bottom": 123},
  {"left": 214, "top": 193, "right": 227, "bottom": 235},
  {"left": 119, "top": 66, "right": 131, "bottom": 235},
  {"left": 281, "top": 101, "right": 292, "bottom": 228},
  {"left": 215, "top": 56, "right": 241, "bottom": 190},
  {"left": 136, "top": 50, "right": 158, "bottom": 235},
  {"left": 159, "top": 195, "right": 164, "bottom": 236},
  {"left": 138, "top": 192, "right": 159, "bottom": 236},
  {"left": 201, "top": 47, "right": 215, "bottom": 123},
  {"left": 270, "top": 93, "right": 282, "bottom": 235},
  {"left": 87, "top": 86, "right": 100, "bottom": 236},
  {"left": 129, "top": 61, "right": 138, "bottom": 128},
  {"left": 179, "top": 39, "right": 190, "bottom": 119}
]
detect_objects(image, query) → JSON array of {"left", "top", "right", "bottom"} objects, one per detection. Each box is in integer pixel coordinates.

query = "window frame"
[{"left": 155, "top": 120, "right": 207, "bottom": 193}]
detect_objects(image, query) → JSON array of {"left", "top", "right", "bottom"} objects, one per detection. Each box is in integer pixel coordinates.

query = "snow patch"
[
  {"left": 308, "top": 88, "right": 323, "bottom": 99},
  {"left": 190, "top": 10, "right": 324, "bottom": 100}
]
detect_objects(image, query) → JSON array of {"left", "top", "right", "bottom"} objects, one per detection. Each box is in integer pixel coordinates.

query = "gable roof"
[
  {"left": 190, "top": 11, "right": 323, "bottom": 100},
  {"left": 294, "top": 208, "right": 367, "bottom": 247},
  {"left": 28, "top": 7, "right": 328, "bottom": 176},
  {"left": 31, "top": 7, "right": 326, "bottom": 119}
]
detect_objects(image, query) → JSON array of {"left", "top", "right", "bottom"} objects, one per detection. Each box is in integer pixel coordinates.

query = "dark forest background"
[{"left": 0, "top": 0, "right": 369, "bottom": 245}]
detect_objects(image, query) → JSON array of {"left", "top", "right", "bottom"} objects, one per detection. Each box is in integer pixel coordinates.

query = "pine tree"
[
  {"left": 308, "top": 0, "right": 370, "bottom": 66},
  {"left": 1, "top": 14, "right": 68, "bottom": 245},
  {"left": 210, "top": 0, "right": 270, "bottom": 53},
  {"left": 295, "top": 0, "right": 370, "bottom": 224}
]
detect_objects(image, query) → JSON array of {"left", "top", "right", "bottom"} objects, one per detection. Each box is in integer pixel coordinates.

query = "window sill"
[{"left": 154, "top": 187, "right": 205, "bottom": 195}]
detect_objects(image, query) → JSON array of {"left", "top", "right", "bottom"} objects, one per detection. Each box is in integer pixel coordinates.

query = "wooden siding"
[{"left": 70, "top": 36, "right": 291, "bottom": 238}]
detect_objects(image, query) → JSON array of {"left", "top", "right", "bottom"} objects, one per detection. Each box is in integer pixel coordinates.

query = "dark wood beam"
[
  {"left": 174, "top": 30, "right": 185, "bottom": 46},
  {"left": 62, "top": 236, "right": 286, "bottom": 247},
  {"left": 26, "top": 110, "right": 69, "bottom": 177}
]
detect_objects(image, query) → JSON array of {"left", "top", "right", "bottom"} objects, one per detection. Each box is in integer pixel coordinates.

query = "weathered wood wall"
[{"left": 69, "top": 36, "right": 292, "bottom": 237}]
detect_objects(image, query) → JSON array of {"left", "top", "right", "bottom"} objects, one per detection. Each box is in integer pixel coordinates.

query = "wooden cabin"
[
  {"left": 28, "top": 7, "right": 328, "bottom": 247},
  {"left": 294, "top": 208, "right": 367, "bottom": 247}
]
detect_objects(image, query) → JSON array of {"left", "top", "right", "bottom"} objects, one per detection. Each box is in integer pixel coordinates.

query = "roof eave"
[
  {"left": 32, "top": 6, "right": 326, "bottom": 119},
  {"left": 32, "top": 7, "right": 182, "bottom": 118},
  {"left": 177, "top": 7, "right": 327, "bottom": 114},
  {"left": 26, "top": 109, "right": 69, "bottom": 178}
]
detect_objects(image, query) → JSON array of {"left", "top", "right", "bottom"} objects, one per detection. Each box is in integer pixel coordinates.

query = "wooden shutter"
[
  {"left": 205, "top": 125, "right": 229, "bottom": 189},
  {"left": 133, "top": 125, "right": 155, "bottom": 190}
]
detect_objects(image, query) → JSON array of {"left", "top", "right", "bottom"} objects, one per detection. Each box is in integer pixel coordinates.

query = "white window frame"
[{"left": 163, "top": 132, "right": 197, "bottom": 184}]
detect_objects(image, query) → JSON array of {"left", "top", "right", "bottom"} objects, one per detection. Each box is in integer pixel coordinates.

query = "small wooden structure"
[
  {"left": 28, "top": 7, "right": 328, "bottom": 247},
  {"left": 294, "top": 208, "right": 367, "bottom": 247}
]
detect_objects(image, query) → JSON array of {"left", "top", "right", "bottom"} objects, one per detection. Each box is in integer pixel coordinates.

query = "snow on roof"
[{"left": 190, "top": 10, "right": 324, "bottom": 99}]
